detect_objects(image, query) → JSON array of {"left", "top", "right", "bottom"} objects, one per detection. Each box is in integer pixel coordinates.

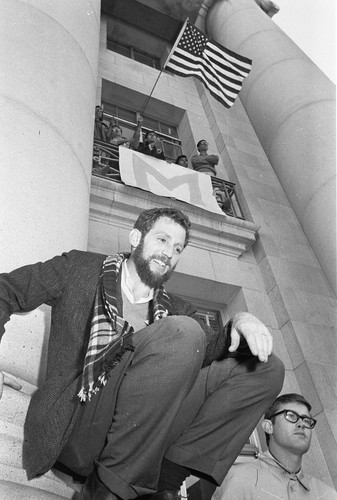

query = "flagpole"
[
  {"left": 163, "top": 17, "right": 189, "bottom": 70},
  {"left": 141, "top": 18, "right": 189, "bottom": 116},
  {"left": 140, "top": 70, "right": 163, "bottom": 115}
]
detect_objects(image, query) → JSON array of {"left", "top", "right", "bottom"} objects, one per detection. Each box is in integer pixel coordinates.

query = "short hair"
[
  {"left": 95, "top": 105, "right": 104, "bottom": 121},
  {"left": 144, "top": 130, "right": 157, "bottom": 139},
  {"left": 133, "top": 207, "right": 191, "bottom": 248},
  {"left": 264, "top": 393, "right": 312, "bottom": 445},
  {"left": 112, "top": 125, "right": 123, "bottom": 134},
  {"left": 197, "top": 139, "right": 207, "bottom": 149},
  {"left": 175, "top": 155, "right": 188, "bottom": 164}
]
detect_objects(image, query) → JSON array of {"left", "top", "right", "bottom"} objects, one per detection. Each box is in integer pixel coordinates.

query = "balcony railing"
[
  {"left": 100, "top": 111, "right": 183, "bottom": 163},
  {"left": 92, "top": 139, "right": 245, "bottom": 219}
]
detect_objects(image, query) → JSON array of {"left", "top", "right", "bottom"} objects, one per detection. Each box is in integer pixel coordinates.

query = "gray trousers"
[{"left": 59, "top": 316, "right": 284, "bottom": 499}]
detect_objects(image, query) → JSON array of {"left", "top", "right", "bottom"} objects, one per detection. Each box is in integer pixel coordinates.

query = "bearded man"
[{"left": 0, "top": 207, "right": 284, "bottom": 499}]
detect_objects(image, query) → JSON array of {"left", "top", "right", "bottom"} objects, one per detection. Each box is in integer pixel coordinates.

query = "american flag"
[{"left": 165, "top": 21, "right": 252, "bottom": 109}]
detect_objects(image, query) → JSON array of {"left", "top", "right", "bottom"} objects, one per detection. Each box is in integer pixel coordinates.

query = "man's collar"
[{"left": 258, "top": 450, "right": 310, "bottom": 491}]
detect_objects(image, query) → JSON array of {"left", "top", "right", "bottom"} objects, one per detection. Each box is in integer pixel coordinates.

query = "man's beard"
[{"left": 133, "top": 240, "right": 176, "bottom": 289}]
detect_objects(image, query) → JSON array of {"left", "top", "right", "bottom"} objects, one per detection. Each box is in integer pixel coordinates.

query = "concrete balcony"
[
  {"left": 90, "top": 174, "right": 258, "bottom": 260},
  {"left": 90, "top": 139, "right": 259, "bottom": 260},
  {"left": 93, "top": 139, "right": 246, "bottom": 219}
]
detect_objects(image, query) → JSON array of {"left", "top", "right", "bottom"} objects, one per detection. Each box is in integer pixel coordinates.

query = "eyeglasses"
[{"left": 270, "top": 409, "right": 317, "bottom": 429}]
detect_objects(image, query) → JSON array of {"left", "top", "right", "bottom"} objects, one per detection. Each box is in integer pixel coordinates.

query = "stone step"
[
  {"left": 0, "top": 385, "right": 80, "bottom": 499},
  {"left": 0, "top": 465, "right": 80, "bottom": 499},
  {"left": 0, "top": 479, "right": 73, "bottom": 499}
]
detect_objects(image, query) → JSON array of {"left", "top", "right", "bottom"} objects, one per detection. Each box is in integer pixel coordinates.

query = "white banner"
[{"left": 119, "top": 148, "right": 224, "bottom": 215}]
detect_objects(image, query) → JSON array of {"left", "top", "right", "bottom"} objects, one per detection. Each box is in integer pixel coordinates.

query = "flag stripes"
[{"left": 165, "top": 21, "right": 252, "bottom": 108}]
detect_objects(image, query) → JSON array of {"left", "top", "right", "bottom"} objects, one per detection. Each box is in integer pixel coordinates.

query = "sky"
[{"left": 272, "top": 0, "right": 336, "bottom": 83}]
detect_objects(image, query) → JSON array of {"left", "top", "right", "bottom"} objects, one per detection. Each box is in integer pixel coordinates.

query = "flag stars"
[
  {"left": 179, "top": 23, "right": 207, "bottom": 56},
  {"left": 166, "top": 20, "right": 252, "bottom": 109}
]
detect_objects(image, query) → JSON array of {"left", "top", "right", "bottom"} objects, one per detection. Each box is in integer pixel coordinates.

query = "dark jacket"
[
  {"left": 137, "top": 142, "right": 166, "bottom": 160},
  {"left": 0, "top": 250, "right": 230, "bottom": 479}
]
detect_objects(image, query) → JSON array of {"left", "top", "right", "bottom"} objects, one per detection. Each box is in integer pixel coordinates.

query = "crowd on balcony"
[{"left": 93, "top": 105, "right": 234, "bottom": 216}]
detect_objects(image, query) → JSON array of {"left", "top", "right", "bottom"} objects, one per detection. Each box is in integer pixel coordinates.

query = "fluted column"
[
  {"left": 0, "top": 0, "right": 100, "bottom": 496},
  {"left": 0, "top": 0, "right": 100, "bottom": 383},
  {"left": 206, "top": 0, "right": 336, "bottom": 295}
]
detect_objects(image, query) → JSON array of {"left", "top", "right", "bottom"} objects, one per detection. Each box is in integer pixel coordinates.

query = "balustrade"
[{"left": 92, "top": 139, "right": 245, "bottom": 219}]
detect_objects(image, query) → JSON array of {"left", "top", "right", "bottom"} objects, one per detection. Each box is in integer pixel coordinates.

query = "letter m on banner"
[{"left": 119, "top": 148, "right": 224, "bottom": 215}]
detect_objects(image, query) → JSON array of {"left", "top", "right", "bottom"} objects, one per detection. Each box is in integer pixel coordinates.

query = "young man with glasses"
[{"left": 212, "top": 393, "right": 337, "bottom": 499}]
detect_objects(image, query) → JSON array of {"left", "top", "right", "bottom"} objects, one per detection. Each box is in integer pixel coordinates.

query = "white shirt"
[
  {"left": 212, "top": 451, "right": 337, "bottom": 500},
  {"left": 121, "top": 259, "right": 154, "bottom": 305}
]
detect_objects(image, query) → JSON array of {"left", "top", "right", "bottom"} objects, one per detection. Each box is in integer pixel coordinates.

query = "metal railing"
[
  {"left": 211, "top": 177, "right": 245, "bottom": 219},
  {"left": 100, "top": 112, "right": 183, "bottom": 163},
  {"left": 92, "top": 139, "right": 245, "bottom": 219}
]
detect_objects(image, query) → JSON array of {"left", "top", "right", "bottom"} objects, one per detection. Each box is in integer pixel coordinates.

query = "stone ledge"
[
  {"left": 0, "top": 387, "right": 78, "bottom": 499},
  {"left": 0, "top": 467, "right": 78, "bottom": 499},
  {"left": 90, "top": 176, "right": 258, "bottom": 258},
  {"left": 0, "top": 480, "right": 68, "bottom": 499}
]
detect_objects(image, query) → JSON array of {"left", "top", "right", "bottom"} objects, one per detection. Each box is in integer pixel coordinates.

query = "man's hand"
[
  {"left": 154, "top": 138, "right": 163, "bottom": 152},
  {"left": 112, "top": 136, "right": 129, "bottom": 146},
  {"left": 0, "top": 371, "right": 22, "bottom": 399},
  {"left": 229, "top": 312, "right": 273, "bottom": 362}
]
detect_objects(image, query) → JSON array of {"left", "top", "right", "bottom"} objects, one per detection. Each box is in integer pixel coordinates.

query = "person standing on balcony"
[
  {"left": 191, "top": 140, "right": 219, "bottom": 176},
  {"left": 107, "top": 118, "right": 130, "bottom": 148},
  {"left": 175, "top": 154, "right": 189, "bottom": 168},
  {"left": 94, "top": 105, "right": 108, "bottom": 142},
  {"left": 212, "top": 393, "right": 337, "bottom": 499},
  {"left": 132, "top": 115, "right": 166, "bottom": 160},
  {"left": 136, "top": 130, "right": 166, "bottom": 160},
  {"left": 0, "top": 207, "right": 284, "bottom": 500}
]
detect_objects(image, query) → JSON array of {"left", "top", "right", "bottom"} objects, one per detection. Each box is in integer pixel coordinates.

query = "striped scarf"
[{"left": 78, "top": 253, "right": 171, "bottom": 402}]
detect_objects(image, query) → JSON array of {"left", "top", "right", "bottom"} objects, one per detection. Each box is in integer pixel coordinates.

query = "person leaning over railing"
[
  {"left": 175, "top": 155, "right": 189, "bottom": 168},
  {"left": 106, "top": 118, "right": 131, "bottom": 148},
  {"left": 94, "top": 105, "right": 108, "bottom": 142},
  {"left": 131, "top": 115, "right": 166, "bottom": 160}
]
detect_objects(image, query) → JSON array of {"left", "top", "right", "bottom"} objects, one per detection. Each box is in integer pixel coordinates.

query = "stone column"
[
  {"left": 0, "top": 0, "right": 100, "bottom": 496},
  {"left": 205, "top": 0, "right": 336, "bottom": 295}
]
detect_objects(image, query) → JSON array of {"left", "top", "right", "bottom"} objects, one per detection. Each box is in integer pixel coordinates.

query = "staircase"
[{"left": 0, "top": 383, "right": 79, "bottom": 499}]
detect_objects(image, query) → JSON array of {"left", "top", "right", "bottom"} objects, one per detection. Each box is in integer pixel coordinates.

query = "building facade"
[{"left": 0, "top": 0, "right": 336, "bottom": 497}]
